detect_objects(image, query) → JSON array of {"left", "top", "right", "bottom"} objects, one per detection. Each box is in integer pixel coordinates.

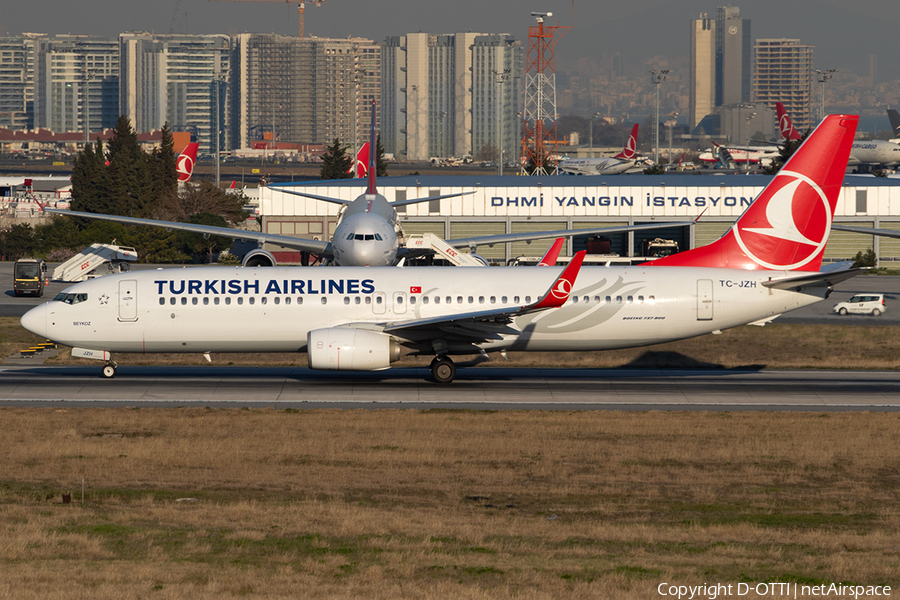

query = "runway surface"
[{"left": 2, "top": 365, "right": 899, "bottom": 411}]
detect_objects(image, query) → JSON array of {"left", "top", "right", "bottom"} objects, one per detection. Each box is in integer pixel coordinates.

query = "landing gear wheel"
[
  {"left": 838, "top": 307, "right": 848, "bottom": 315},
  {"left": 430, "top": 356, "right": 456, "bottom": 384},
  {"left": 101, "top": 362, "right": 117, "bottom": 379}
]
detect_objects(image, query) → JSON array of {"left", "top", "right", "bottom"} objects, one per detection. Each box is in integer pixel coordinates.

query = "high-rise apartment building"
[
  {"left": 0, "top": 36, "right": 38, "bottom": 130},
  {"left": 715, "top": 6, "right": 750, "bottom": 106},
  {"left": 232, "top": 33, "right": 379, "bottom": 152},
  {"left": 689, "top": 13, "right": 715, "bottom": 130},
  {"left": 120, "top": 33, "right": 231, "bottom": 154},
  {"left": 382, "top": 32, "right": 522, "bottom": 161},
  {"left": 753, "top": 39, "right": 814, "bottom": 131},
  {"left": 33, "top": 35, "right": 119, "bottom": 134}
]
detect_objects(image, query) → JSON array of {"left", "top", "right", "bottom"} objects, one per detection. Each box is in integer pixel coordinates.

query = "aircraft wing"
[
  {"left": 442, "top": 221, "right": 687, "bottom": 251},
  {"left": 832, "top": 224, "right": 900, "bottom": 239},
  {"left": 381, "top": 252, "right": 586, "bottom": 342},
  {"left": 761, "top": 262, "right": 864, "bottom": 291},
  {"left": 41, "top": 208, "right": 333, "bottom": 255}
]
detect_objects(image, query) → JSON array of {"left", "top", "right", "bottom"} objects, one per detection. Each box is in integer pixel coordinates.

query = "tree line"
[{"left": 2, "top": 116, "right": 247, "bottom": 263}]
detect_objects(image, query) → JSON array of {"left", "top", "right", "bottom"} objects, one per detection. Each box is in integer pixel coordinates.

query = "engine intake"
[
  {"left": 307, "top": 328, "right": 400, "bottom": 371},
  {"left": 242, "top": 249, "right": 277, "bottom": 267}
]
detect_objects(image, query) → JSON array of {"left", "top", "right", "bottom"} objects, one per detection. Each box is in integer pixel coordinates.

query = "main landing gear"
[
  {"left": 430, "top": 355, "right": 456, "bottom": 384},
  {"left": 101, "top": 361, "right": 118, "bottom": 379}
]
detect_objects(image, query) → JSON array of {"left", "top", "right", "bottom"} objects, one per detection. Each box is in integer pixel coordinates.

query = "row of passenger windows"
[{"left": 157, "top": 294, "right": 656, "bottom": 307}]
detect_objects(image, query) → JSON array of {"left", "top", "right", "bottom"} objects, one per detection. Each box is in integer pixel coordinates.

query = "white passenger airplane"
[
  {"left": 21, "top": 115, "right": 862, "bottom": 383},
  {"left": 42, "top": 106, "right": 678, "bottom": 268},
  {"left": 558, "top": 124, "right": 640, "bottom": 175}
]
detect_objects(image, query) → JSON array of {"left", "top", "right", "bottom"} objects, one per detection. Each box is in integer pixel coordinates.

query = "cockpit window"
[
  {"left": 53, "top": 292, "right": 88, "bottom": 305},
  {"left": 346, "top": 233, "right": 355, "bottom": 240},
  {"left": 354, "top": 233, "right": 376, "bottom": 241},
  {"left": 374, "top": 233, "right": 383, "bottom": 241}
]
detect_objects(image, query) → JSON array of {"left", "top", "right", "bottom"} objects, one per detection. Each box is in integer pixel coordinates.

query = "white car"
[{"left": 833, "top": 294, "right": 886, "bottom": 316}]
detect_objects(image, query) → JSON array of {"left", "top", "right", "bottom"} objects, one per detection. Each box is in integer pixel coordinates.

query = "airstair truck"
[{"left": 52, "top": 243, "right": 138, "bottom": 282}]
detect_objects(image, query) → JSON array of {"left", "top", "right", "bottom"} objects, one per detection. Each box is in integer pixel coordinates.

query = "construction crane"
[{"left": 207, "top": 0, "right": 326, "bottom": 38}]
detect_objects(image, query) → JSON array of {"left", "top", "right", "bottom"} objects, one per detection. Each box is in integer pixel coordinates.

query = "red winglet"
[
  {"left": 538, "top": 238, "right": 565, "bottom": 266},
  {"left": 528, "top": 250, "right": 586, "bottom": 310}
]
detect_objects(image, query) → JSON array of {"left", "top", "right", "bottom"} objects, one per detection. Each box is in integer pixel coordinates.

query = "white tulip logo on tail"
[
  {"left": 551, "top": 278, "right": 572, "bottom": 300},
  {"left": 733, "top": 171, "right": 831, "bottom": 270}
]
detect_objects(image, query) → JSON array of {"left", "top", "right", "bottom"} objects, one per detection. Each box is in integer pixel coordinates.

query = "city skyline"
[{"left": 4, "top": 0, "right": 899, "bottom": 82}]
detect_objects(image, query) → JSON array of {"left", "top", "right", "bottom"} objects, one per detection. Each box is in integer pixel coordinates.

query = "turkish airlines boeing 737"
[{"left": 21, "top": 115, "right": 861, "bottom": 383}]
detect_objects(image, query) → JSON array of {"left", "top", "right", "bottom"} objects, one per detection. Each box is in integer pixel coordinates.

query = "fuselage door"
[
  {"left": 697, "top": 279, "right": 713, "bottom": 321},
  {"left": 372, "top": 292, "right": 386, "bottom": 315},
  {"left": 118, "top": 279, "right": 138, "bottom": 322}
]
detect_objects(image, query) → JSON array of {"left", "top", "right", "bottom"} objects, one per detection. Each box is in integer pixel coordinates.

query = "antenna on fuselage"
[{"left": 366, "top": 99, "right": 377, "bottom": 195}]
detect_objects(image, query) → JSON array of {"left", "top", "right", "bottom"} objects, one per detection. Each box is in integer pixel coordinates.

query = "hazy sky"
[{"left": 4, "top": 0, "right": 899, "bottom": 80}]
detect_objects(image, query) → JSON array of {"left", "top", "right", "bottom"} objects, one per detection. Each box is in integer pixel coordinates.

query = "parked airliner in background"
[
  {"left": 887, "top": 109, "right": 900, "bottom": 140},
  {"left": 176, "top": 142, "right": 200, "bottom": 182},
  {"left": 776, "top": 102, "right": 802, "bottom": 141},
  {"left": 22, "top": 114, "right": 862, "bottom": 383},
  {"left": 558, "top": 124, "right": 640, "bottom": 175},
  {"left": 43, "top": 106, "right": 679, "bottom": 268}
]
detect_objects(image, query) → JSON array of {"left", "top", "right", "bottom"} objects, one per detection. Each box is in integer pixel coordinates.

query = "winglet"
[
  {"left": 366, "top": 99, "right": 377, "bottom": 194},
  {"left": 526, "top": 250, "right": 586, "bottom": 310},
  {"left": 538, "top": 238, "right": 565, "bottom": 266}
]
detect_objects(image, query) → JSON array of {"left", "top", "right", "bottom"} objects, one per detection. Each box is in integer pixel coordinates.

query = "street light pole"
[
  {"left": 493, "top": 68, "right": 510, "bottom": 176},
  {"left": 816, "top": 68, "right": 836, "bottom": 122},
  {"left": 650, "top": 69, "right": 669, "bottom": 165},
  {"left": 589, "top": 112, "right": 600, "bottom": 158}
]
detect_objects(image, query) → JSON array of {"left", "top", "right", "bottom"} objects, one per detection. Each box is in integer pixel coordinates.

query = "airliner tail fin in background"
[
  {"left": 613, "top": 124, "right": 639, "bottom": 160},
  {"left": 351, "top": 142, "right": 371, "bottom": 178},
  {"left": 176, "top": 142, "right": 199, "bottom": 182},
  {"left": 887, "top": 108, "right": 900, "bottom": 139},
  {"left": 776, "top": 102, "right": 802, "bottom": 141},
  {"left": 648, "top": 114, "right": 859, "bottom": 271}
]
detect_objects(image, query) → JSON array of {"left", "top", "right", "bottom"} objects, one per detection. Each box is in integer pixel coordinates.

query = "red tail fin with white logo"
[
  {"left": 349, "top": 142, "right": 370, "bottom": 178},
  {"left": 776, "top": 102, "right": 801, "bottom": 141},
  {"left": 647, "top": 114, "right": 858, "bottom": 272},
  {"left": 613, "top": 124, "right": 639, "bottom": 160},
  {"left": 176, "top": 142, "right": 199, "bottom": 182}
]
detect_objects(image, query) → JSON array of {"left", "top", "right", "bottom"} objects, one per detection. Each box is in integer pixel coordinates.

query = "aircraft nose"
[{"left": 20, "top": 303, "right": 48, "bottom": 338}]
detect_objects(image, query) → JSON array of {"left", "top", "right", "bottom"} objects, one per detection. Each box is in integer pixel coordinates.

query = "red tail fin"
[
  {"left": 538, "top": 238, "right": 565, "bottom": 266},
  {"left": 647, "top": 115, "right": 858, "bottom": 272},
  {"left": 613, "top": 124, "right": 639, "bottom": 159},
  {"left": 176, "top": 142, "right": 199, "bottom": 182},
  {"left": 776, "top": 103, "right": 801, "bottom": 141},
  {"left": 350, "top": 142, "right": 370, "bottom": 178}
]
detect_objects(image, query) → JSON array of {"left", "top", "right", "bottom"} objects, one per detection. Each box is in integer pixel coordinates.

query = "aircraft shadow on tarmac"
[{"left": 9, "top": 352, "right": 766, "bottom": 385}]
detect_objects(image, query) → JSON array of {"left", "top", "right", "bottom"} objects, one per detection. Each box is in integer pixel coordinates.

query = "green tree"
[
  {"left": 761, "top": 132, "right": 808, "bottom": 174},
  {"left": 147, "top": 123, "right": 178, "bottom": 214},
  {"left": 0, "top": 223, "right": 35, "bottom": 260},
  {"left": 320, "top": 139, "right": 353, "bottom": 180},
  {"left": 70, "top": 138, "right": 109, "bottom": 214},
  {"left": 180, "top": 212, "right": 232, "bottom": 263},
  {"left": 375, "top": 134, "right": 388, "bottom": 177},
  {"left": 105, "top": 115, "right": 153, "bottom": 216}
]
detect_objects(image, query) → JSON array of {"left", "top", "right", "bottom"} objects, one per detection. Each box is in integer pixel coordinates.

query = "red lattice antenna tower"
[{"left": 521, "top": 12, "right": 570, "bottom": 175}]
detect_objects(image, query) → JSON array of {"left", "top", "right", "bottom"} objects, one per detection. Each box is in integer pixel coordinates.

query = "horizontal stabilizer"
[{"left": 761, "top": 263, "right": 864, "bottom": 290}]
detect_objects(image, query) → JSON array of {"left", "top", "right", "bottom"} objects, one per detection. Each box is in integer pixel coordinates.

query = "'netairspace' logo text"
[{"left": 657, "top": 582, "right": 892, "bottom": 599}]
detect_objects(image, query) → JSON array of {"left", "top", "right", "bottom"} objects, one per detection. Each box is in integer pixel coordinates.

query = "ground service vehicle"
[
  {"left": 833, "top": 294, "right": 885, "bottom": 316},
  {"left": 13, "top": 258, "right": 46, "bottom": 297}
]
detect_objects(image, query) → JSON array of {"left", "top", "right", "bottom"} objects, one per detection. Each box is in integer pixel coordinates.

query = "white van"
[{"left": 833, "top": 294, "right": 886, "bottom": 316}]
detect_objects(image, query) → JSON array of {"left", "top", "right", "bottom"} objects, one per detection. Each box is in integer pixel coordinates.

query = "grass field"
[
  {"left": 3, "top": 319, "right": 900, "bottom": 598},
  {"left": 1, "top": 409, "right": 899, "bottom": 599}
]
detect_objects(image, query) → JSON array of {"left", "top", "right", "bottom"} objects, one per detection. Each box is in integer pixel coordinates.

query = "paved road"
[
  {"left": 1, "top": 365, "right": 898, "bottom": 411},
  {"left": 2, "top": 261, "right": 899, "bottom": 324}
]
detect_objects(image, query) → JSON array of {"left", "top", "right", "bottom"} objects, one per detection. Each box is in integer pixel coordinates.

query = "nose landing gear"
[{"left": 430, "top": 355, "right": 456, "bottom": 384}]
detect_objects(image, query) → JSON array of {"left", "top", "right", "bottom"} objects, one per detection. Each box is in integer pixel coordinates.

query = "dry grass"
[{"left": 1, "top": 408, "right": 899, "bottom": 598}]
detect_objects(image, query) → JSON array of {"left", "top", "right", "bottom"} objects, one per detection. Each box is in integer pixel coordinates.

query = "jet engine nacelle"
[
  {"left": 307, "top": 328, "right": 400, "bottom": 371},
  {"left": 242, "top": 249, "right": 277, "bottom": 267}
]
